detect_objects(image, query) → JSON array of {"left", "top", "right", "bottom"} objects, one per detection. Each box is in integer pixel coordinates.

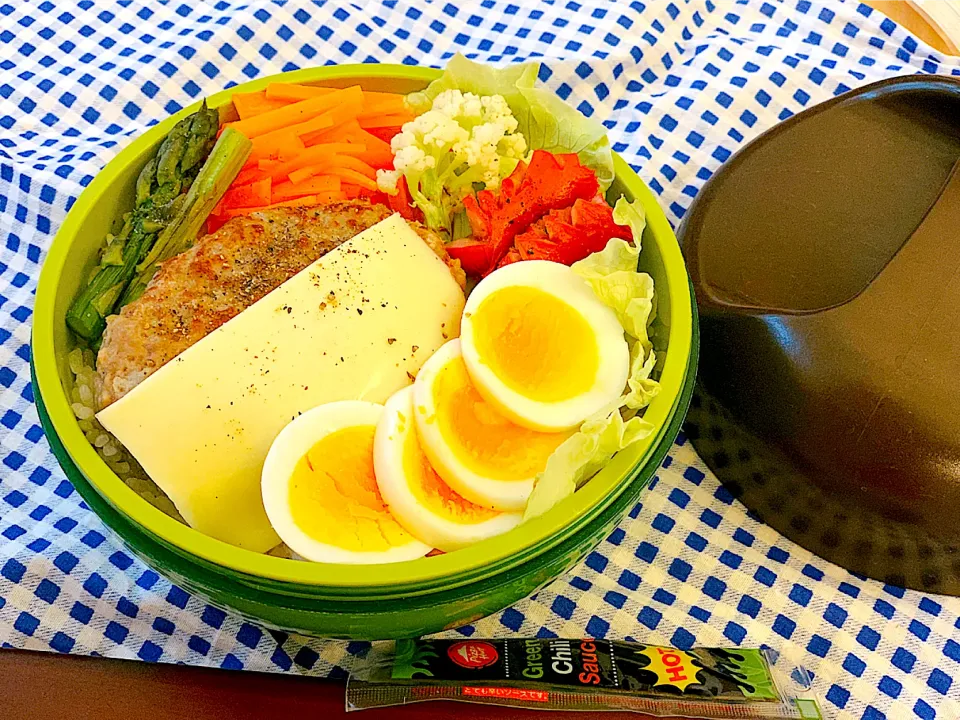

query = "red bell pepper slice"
[
  {"left": 462, "top": 150, "right": 599, "bottom": 273},
  {"left": 446, "top": 238, "right": 494, "bottom": 276},
  {"left": 387, "top": 176, "right": 422, "bottom": 222}
]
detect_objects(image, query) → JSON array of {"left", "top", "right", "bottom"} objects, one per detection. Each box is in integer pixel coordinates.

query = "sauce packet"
[{"left": 346, "top": 638, "right": 823, "bottom": 717}]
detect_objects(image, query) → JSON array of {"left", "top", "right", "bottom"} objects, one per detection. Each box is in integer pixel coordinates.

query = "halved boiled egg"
[
  {"left": 460, "top": 260, "right": 629, "bottom": 432},
  {"left": 413, "top": 340, "right": 572, "bottom": 511},
  {"left": 261, "top": 401, "right": 431, "bottom": 564},
  {"left": 374, "top": 386, "right": 523, "bottom": 551}
]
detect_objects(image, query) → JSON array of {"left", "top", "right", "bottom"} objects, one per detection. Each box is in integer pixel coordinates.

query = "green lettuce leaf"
[
  {"left": 625, "top": 343, "right": 660, "bottom": 411},
  {"left": 409, "top": 54, "right": 615, "bottom": 191},
  {"left": 524, "top": 196, "right": 662, "bottom": 520},
  {"left": 524, "top": 408, "right": 655, "bottom": 520}
]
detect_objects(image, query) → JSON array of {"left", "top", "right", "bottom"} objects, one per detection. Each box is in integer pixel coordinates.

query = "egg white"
[
  {"left": 374, "top": 386, "right": 523, "bottom": 551},
  {"left": 414, "top": 340, "right": 550, "bottom": 511},
  {"left": 261, "top": 400, "right": 431, "bottom": 564},
  {"left": 460, "top": 260, "right": 629, "bottom": 432}
]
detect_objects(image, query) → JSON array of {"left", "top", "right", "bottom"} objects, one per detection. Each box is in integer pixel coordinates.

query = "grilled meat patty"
[{"left": 96, "top": 200, "right": 464, "bottom": 409}]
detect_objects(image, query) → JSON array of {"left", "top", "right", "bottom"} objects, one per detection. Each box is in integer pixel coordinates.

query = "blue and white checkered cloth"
[{"left": 1, "top": 1, "right": 959, "bottom": 718}]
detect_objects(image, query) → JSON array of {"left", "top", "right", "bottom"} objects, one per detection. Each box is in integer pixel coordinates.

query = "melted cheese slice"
[{"left": 98, "top": 214, "right": 465, "bottom": 552}]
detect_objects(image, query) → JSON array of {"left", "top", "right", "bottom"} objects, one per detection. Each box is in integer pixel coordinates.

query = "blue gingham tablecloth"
[{"left": 1, "top": 1, "right": 959, "bottom": 717}]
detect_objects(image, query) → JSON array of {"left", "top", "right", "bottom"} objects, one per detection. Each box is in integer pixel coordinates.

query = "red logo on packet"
[{"left": 448, "top": 641, "right": 499, "bottom": 669}]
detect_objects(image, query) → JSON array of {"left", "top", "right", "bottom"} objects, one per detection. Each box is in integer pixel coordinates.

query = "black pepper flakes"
[{"left": 387, "top": 338, "right": 397, "bottom": 345}]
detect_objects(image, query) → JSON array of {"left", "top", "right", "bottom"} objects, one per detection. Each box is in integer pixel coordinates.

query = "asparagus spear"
[
  {"left": 120, "top": 127, "right": 252, "bottom": 306},
  {"left": 180, "top": 106, "right": 220, "bottom": 173},
  {"left": 66, "top": 103, "right": 222, "bottom": 342}
]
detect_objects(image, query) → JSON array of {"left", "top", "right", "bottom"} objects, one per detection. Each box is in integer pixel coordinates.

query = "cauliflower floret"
[{"left": 377, "top": 88, "right": 528, "bottom": 237}]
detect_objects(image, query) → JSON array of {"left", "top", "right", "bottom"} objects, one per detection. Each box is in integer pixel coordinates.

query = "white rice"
[
  {"left": 67, "top": 347, "right": 293, "bottom": 558},
  {"left": 68, "top": 346, "right": 184, "bottom": 522}
]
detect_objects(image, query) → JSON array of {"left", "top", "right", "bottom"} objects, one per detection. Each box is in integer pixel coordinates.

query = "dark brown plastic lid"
[{"left": 681, "top": 75, "right": 960, "bottom": 594}]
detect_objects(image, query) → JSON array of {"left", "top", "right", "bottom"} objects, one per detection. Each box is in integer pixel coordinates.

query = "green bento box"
[{"left": 31, "top": 64, "right": 699, "bottom": 639}]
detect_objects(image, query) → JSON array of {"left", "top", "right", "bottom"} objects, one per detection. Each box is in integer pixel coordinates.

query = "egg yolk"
[
  {"left": 289, "top": 425, "right": 411, "bottom": 552},
  {"left": 432, "top": 355, "right": 571, "bottom": 480},
  {"left": 401, "top": 415, "right": 499, "bottom": 523},
  {"left": 470, "top": 285, "right": 599, "bottom": 403}
]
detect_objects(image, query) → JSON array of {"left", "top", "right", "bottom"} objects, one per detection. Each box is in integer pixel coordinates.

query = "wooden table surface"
[
  {"left": 0, "top": 648, "right": 670, "bottom": 720},
  {"left": 4, "top": 2, "right": 955, "bottom": 719}
]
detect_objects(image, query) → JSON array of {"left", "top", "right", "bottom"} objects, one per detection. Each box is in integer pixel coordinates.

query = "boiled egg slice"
[
  {"left": 413, "top": 340, "right": 572, "bottom": 511},
  {"left": 261, "top": 401, "right": 431, "bottom": 564},
  {"left": 374, "top": 386, "right": 523, "bottom": 551},
  {"left": 460, "top": 260, "right": 629, "bottom": 432}
]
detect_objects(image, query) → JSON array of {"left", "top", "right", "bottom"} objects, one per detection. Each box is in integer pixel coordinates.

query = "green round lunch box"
[{"left": 31, "top": 64, "right": 699, "bottom": 639}]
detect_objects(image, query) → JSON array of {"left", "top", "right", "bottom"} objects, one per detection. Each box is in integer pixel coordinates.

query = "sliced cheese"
[{"left": 98, "top": 214, "right": 465, "bottom": 552}]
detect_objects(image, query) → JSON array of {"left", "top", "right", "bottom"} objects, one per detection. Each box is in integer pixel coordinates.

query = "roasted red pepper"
[
  {"left": 387, "top": 176, "right": 422, "bottom": 222},
  {"left": 502, "top": 195, "right": 633, "bottom": 266},
  {"left": 460, "top": 150, "right": 599, "bottom": 273},
  {"left": 446, "top": 238, "right": 494, "bottom": 276}
]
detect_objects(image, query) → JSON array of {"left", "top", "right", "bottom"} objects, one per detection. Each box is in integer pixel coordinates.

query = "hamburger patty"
[{"left": 96, "top": 200, "right": 464, "bottom": 409}]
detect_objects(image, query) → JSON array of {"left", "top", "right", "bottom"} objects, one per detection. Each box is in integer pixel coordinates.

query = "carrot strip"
[
  {"left": 358, "top": 112, "right": 415, "bottom": 129},
  {"left": 219, "top": 195, "right": 316, "bottom": 219},
  {"left": 248, "top": 131, "right": 305, "bottom": 164},
  {"left": 365, "top": 125, "right": 403, "bottom": 144},
  {"left": 221, "top": 177, "right": 272, "bottom": 209},
  {"left": 207, "top": 213, "right": 229, "bottom": 233},
  {"left": 360, "top": 96, "right": 409, "bottom": 115},
  {"left": 226, "top": 86, "right": 364, "bottom": 139},
  {"left": 262, "top": 143, "right": 367, "bottom": 183},
  {"left": 301, "top": 119, "right": 363, "bottom": 146},
  {"left": 264, "top": 84, "right": 338, "bottom": 102},
  {"left": 272, "top": 176, "right": 341, "bottom": 200},
  {"left": 285, "top": 149, "right": 373, "bottom": 185},
  {"left": 347, "top": 128, "right": 394, "bottom": 168},
  {"left": 221, "top": 191, "right": 349, "bottom": 218},
  {"left": 232, "top": 91, "right": 293, "bottom": 119},
  {"left": 266, "top": 83, "right": 405, "bottom": 107},
  {"left": 292, "top": 112, "right": 337, "bottom": 136},
  {"left": 327, "top": 154, "right": 377, "bottom": 179},
  {"left": 264, "top": 195, "right": 319, "bottom": 208},
  {"left": 232, "top": 166, "right": 263, "bottom": 187},
  {"left": 258, "top": 158, "right": 282, "bottom": 171},
  {"left": 325, "top": 167, "right": 378, "bottom": 191},
  {"left": 287, "top": 165, "right": 326, "bottom": 185}
]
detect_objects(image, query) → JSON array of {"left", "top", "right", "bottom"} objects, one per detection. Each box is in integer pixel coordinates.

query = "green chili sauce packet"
[{"left": 346, "top": 638, "right": 824, "bottom": 718}]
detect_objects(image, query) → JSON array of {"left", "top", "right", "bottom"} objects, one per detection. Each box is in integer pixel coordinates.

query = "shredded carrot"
[
  {"left": 221, "top": 177, "right": 272, "bottom": 209},
  {"left": 257, "top": 158, "right": 282, "bottom": 171},
  {"left": 252, "top": 142, "right": 366, "bottom": 183},
  {"left": 326, "top": 154, "right": 377, "bottom": 179},
  {"left": 231, "top": 166, "right": 263, "bottom": 187},
  {"left": 358, "top": 112, "right": 415, "bottom": 129},
  {"left": 288, "top": 112, "right": 337, "bottom": 137},
  {"left": 341, "top": 183, "right": 361, "bottom": 199},
  {"left": 348, "top": 128, "right": 394, "bottom": 168},
  {"left": 245, "top": 115, "right": 340, "bottom": 168},
  {"left": 264, "top": 195, "right": 320, "bottom": 208},
  {"left": 248, "top": 131, "right": 305, "bottom": 164},
  {"left": 226, "top": 86, "right": 364, "bottom": 139},
  {"left": 360, "top": 95, "right": 409, "bottom": 115},
  {"left": 264, "top": 83, "right": 338, "bottom": 102},
  {"left": 287, "top": 165, "right": 326, "bottom": 185},
  {"left": 325, "top": 167, "right": 379, "bottom": 192},
  {"left": 365, "top": 125, "right": 403, "bottom": 144},
  {"left": 272, "top": 176, "right": 341, "bottom": 200},
  {"left": 300, "top": 119, "right": 363, "bottom": 146},
  {"left": 265, "top": 83, "right": 406, "bottom": 108},
  {"left": 220, "top": 192, "right": 347, "bottom": 218},
  {"left": 232, "top": 91, "right": 293, "bottom": 119}
]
